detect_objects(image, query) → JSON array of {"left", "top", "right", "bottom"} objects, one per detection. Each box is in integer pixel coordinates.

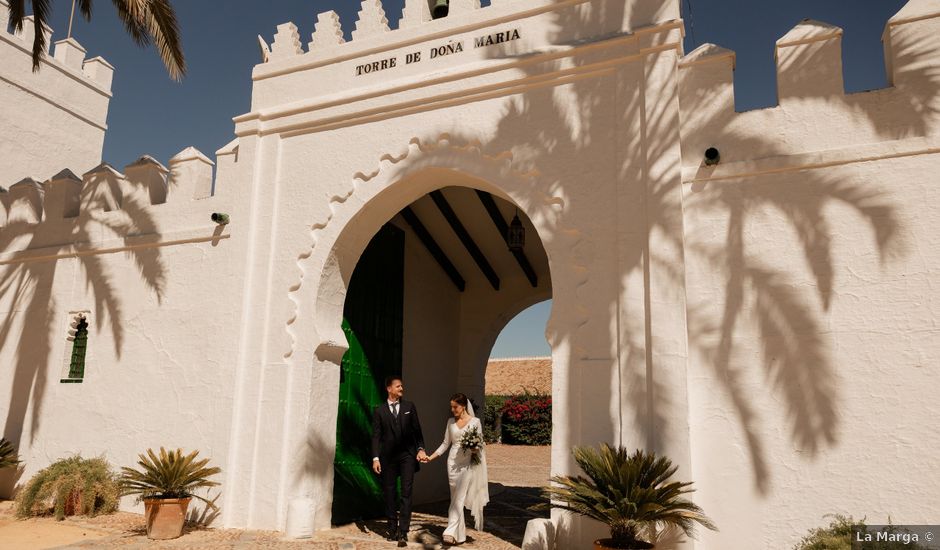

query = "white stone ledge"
[
  {"left": 682, "top": 134, "right": 940, "bottom": 184},
  {"left": 0, "top": 226, "right": 231, "bottom": 266}
]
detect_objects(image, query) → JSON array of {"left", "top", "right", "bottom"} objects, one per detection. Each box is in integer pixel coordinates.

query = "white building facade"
[{"left": 1, "top": 0, "right": 939, "bottom": 548}]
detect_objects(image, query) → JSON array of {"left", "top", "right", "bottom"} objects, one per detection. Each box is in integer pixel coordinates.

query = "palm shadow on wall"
[
  {"left": 0, "top": 172, "right": 167, "bottom": 491},
  {"left": 396, "top": 0, "right": 924, "bottom": 497}
]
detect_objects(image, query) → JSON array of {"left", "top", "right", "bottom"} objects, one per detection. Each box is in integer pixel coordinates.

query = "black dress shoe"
[
  {"left": 386, "top": 527, "right": 398, "bottom": 541},
  {"left": 397, "top": 537, "right": 407, "bottom": 547}
]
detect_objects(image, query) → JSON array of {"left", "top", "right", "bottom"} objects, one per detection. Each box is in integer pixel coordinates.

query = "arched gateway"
[{"left": 3, "top": 0, "right": 940, "bottom": 549}]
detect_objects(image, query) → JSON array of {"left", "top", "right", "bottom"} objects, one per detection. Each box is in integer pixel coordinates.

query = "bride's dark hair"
[{"left": 450, "top": 393, "right": 469, "bottom": 407}]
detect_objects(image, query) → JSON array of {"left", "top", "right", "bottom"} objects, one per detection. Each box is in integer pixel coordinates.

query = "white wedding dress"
[{"left": 431, "top": 414, "right": 489, "bottom": 543}]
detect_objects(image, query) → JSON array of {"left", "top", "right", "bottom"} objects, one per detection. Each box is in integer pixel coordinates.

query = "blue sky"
[{"left": 28, "top": 0, "right": 908, "bottom": 358}]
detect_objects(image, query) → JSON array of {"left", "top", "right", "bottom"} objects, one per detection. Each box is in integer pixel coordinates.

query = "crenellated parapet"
[
  {"left": 678, "top": 0, "right": 940, "bottom": 172},
  {"left": 242, "top": 0, "right": 682, "bottom": 129},
  {"left": 0, "top": 145, "right": 238, "bottom": 251},
  {"left": 0, "top": 2, "right": 113, "bottom": 91},
  {"left": 0, "top": 0, "right": 114, "bottom": 184}
]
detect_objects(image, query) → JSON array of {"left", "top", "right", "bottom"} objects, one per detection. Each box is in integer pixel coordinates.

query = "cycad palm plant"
[
  {"left": 545, "top": 445, "right": 716, "bottom": 549},
  {"left": 120, "top": 447, "right": 220, "bottom": 505},
  {"left": 0, "top": 438, "right": 20, "bottom": 469}
]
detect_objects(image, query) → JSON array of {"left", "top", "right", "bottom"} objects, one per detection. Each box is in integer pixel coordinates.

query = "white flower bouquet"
[{"left": 459, "top": 426, "right": 484, "bottom": 466}]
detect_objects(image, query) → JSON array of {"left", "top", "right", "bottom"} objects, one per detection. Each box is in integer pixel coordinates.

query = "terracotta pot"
[
  {"left": 144, "top": 497, "right": 190, "bottom": 540},
  {"left": 594, "top": 539, "right": 655, "bottom": 550}
]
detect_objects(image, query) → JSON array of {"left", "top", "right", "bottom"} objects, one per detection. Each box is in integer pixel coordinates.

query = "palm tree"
[
  {"left": 6, "top": 0, "right": 185, "bottom": 80},
  {"left": 545, "top": 445, "right": 716, "bottom": 549}
]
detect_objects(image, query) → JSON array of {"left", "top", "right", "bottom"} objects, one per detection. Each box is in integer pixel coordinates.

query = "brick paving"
[{"left": 1, "top": 445, "right": 550, "bottom": 549}]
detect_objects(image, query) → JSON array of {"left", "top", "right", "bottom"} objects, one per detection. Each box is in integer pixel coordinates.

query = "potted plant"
[
  {"left": 120, "top": 447, "right": 221, "bottom": 540},
  {"left": 545, "top": 444, "right": 716, "bottom": 549}
]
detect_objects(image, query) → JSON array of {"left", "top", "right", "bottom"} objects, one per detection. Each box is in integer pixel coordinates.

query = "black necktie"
[{"left": 392, "top": 402, "right": 399, "bottom": 418}]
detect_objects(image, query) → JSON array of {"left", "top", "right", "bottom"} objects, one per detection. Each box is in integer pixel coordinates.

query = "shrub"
[
  {"left": 795, "top": 515, "right": 928, "bottom": 550},
  {"left": 483, "top": 395, "right": 507, "bottom": 443},
  {"left": 500, "top": 392, "right": 551, "bottom": 445},
  {"left": 14, "top": 455, "right": 120, "bottom": 520},
  {"left": 0, "top": 438, "right": 19, "bottom": 469}
]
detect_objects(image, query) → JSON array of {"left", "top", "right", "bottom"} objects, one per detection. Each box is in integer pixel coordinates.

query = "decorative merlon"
[
  {"left": 169, "top": 147, "right": 214, "bottom": 199},
  {"left": 399, "top": 0, "right": 431, "bottom": 29},
  {"left": 126, "top": 155, "right": 169, "bottom": 174},
  {"left": 170, "top": 146, "right": 215, "bottom": 167},
  {"left": 82, "top": 56, "right": 115, "bottom": 90},
  {"left": 9, "top": 177, "right": 46, "bottom": 223},
  {"left": 776, "top": 19, "right": 842, "bottom": 48},
  {"left": 47, "top": 170, "right": 82, "bottom": 219},
  {"left": 53, "top": 37, "right": 87, "bottom": 70},
  {"left": 352, "top": 0, "right": 390, "bottom": 41},
  {"left": 887, "top": 0, "right": 940, "bottom": 26},
  {"left": 449, "top": 0, "right": 483, "bottom": 16},
  {"left": 125, "top": 156, "right": 169, "bottom": 205},
  {"left": 309, "top": 11, "right": 345, "bottom": 51},
  {"left": 270, "top": 22, "right": 303, "bottom": 60},
  {"left": 679, "top": 43, "right": 736, "bottom": 69},
  {"left": 0, "top": 0, "right": 10, "bottom": 33}
]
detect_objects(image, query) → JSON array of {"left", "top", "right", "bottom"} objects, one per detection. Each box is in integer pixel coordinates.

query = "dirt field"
[{"left": 0, "top": 445, "right": 550, "bottom": 549}]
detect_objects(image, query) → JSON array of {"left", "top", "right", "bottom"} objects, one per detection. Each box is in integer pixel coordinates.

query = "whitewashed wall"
[{"left": 679, "top": 4, "right": 940, "bottom": 549}]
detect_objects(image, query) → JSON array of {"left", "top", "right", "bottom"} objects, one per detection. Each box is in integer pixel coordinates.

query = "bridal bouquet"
[{"left": 459, "top": 426, "right": 484, "bottom": 466}]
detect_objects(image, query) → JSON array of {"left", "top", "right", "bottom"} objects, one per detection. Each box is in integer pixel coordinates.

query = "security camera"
[{"left": 211, "top": 212, "right": 230, "bottom": 225}]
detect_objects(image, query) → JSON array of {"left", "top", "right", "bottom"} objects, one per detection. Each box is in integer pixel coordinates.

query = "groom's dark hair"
[{"left": 385, "top": 375, "right": 402, "bottom": 388}]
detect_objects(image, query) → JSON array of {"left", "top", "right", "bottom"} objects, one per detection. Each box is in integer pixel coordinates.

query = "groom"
[{"left": 372, "top": 376, "right": 427, "bottom": 547}]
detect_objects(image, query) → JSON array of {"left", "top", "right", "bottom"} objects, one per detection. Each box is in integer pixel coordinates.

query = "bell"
[{"left": 432, "top": 0, "right": 449, "bottom": 19}]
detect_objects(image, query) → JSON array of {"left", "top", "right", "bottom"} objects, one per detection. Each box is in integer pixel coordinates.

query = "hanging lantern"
[{"left": 507, "top": 211, "right": 525, "bottom": 252}]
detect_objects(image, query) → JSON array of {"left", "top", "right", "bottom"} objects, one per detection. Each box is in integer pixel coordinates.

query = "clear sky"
[{"left": 28, "top": 0, "right": 908, "bottom": 358}]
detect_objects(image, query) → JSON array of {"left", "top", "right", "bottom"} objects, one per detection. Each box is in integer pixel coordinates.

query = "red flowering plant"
[{"left": 500, "top": 391, "right": 552, "bottom": 445}]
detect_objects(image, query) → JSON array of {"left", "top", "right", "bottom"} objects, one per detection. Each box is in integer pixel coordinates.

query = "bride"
[{"left": 423, "top": 393, "right": 489, "bottom": 546}]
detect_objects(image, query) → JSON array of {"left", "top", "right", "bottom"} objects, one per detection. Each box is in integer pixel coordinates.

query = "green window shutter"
[{"left": 62, "top": 316, "right": 88, "bottom": 382}]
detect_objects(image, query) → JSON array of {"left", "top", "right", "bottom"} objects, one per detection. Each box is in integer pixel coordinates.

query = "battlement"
[
  {"left": 0, "top": 144, "right": 238, "bottom": 253},
  {"left": 0, "top": 1, "right": 113, "bottom": 91},
  {"left": 678, "top": 0, "right": 940, "bottom": 171},
  {"left": 247, "top": 0, "right": 681, "bottom": 111}
]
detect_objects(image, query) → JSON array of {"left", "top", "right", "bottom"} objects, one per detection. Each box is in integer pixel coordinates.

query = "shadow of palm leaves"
[
  {"left": 0, "top": 171, "right": 167, "bottom": 451},
  {"left": 408, "top": 0, "right": 915, "bottom": 493}
]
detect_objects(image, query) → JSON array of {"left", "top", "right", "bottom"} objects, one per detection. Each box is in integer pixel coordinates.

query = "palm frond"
[{"left": 110, "top": 0, "right": 185, "bottom": 80}]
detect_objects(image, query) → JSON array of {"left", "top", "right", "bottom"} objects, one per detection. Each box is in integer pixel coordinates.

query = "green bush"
[
  {"left": 0, "top": 438, "right": 19, "bottom": 469},
  {"left": 483, "top": 395, "right": 507, "bottom": 443},
  {"left": 795, "top": 515, "right": 928, "bottom": 550},
  {"left": 14, "top": 455, "right": 120, "bottom": 520},
  {"left": 500, "top": 392, "right": 552, "bottom": 445}
]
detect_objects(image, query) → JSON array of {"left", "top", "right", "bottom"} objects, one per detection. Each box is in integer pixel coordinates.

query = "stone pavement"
[{"left": 1, "top": 445, "right": 550, "bottom": 549}]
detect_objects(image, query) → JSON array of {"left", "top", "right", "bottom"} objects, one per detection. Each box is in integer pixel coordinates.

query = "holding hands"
[{"left": 418, "top": 450, "right": 434, "bottom": 463}]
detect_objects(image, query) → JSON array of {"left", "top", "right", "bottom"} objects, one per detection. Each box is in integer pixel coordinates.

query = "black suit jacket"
[{"left": 372, "top": 399, "right": 426, "bottom": 463}]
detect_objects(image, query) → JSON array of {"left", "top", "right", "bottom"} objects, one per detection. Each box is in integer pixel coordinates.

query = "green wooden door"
[{"left": 332, "top": 224, "right": 405, "bottom": 524}]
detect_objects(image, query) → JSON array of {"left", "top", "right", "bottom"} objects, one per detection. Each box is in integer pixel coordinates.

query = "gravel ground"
[{"left": 0, "top": 445, "right": 550, "bottom": 550}]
